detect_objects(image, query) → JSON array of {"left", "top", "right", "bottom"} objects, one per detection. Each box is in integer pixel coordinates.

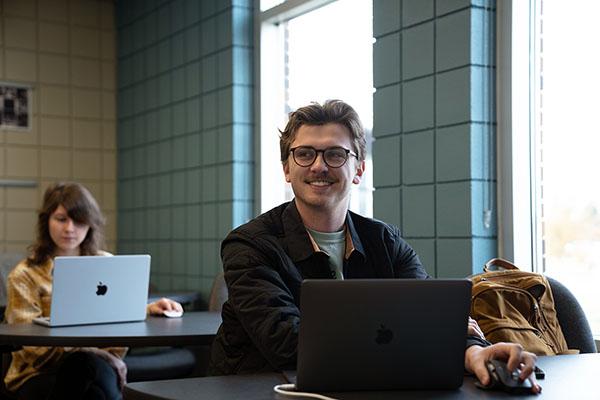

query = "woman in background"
[{"left": 4, "top": 182, "right": 181, "bottom": 399}]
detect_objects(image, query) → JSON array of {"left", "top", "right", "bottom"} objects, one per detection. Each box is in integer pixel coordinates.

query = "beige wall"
[{"left": 0, "top": 0, "right": 117, "bottom": 254}]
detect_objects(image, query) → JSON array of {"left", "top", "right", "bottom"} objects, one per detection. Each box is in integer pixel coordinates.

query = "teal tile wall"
[
  {"left": 373, "top": 84, "right": 401, "bottom": 136},
  {"left": 373, "top": 33, "right": 401, "bottom": 86},
  {"left": 403, "top": 185, "right": 435, "bottom": 237},
  {"left": 374, "top": 0, "right": 401, "bottom": 37},
  {"left": 116, "top": 0, "right": 254, "bottom": 297},
  {"left": 403, "top": 0, "right": 434, "bottom": 26},
  {"left": 373, "top": 187, "right": 402, "bottom": 226},
  {"left": 402, "top": 76, "right": 434, "bottom": 131},
  {"left": 403, "top": 130, "right": 434, "bottom": 184},
  {"left": 402, "top": 22, "right": 434, "bottom": 79},
  {"left": 372, "top": 136, "right": 401, "bottom": 187},
  {"left": 373, "top": 0, "right": 496, "bottom": 277}
]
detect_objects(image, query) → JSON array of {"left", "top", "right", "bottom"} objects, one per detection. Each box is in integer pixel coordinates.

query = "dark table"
[
  {"left": 0, "top": 311, "right": 222, "bottom": 349},
  {"left": 123, "top": 353, "right": 600, "bottom": 399}
]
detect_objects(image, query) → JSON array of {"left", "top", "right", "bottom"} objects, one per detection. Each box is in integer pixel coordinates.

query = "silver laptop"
[
  {"left": 295, "top": 279, "right": 471, "bottom": 392},
  {"left": 33, "top": 255, "right": 151, "bottom": 327}
]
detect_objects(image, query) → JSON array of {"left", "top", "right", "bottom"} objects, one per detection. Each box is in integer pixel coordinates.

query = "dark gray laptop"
[{"left": 296, "top": 279, "right": 471, "bottom": 392}]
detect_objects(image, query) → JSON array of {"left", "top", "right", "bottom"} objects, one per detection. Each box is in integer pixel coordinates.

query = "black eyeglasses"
[{"left": 289, "top": 146, "right": 358, "bottom": 168}]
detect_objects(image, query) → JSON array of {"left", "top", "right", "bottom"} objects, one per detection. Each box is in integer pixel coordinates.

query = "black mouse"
[{"left": 475, "top": 359, "right": 534, "bottom": 394}]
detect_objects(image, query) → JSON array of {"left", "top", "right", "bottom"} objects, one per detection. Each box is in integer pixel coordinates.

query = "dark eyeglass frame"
[{"left": 289, "top": 146, "right": 358, "bottom": 168}]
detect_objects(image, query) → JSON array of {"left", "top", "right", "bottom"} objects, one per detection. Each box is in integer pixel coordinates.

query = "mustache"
[{"left": 304, "top": 173, "right": 337, "bottom": 183}]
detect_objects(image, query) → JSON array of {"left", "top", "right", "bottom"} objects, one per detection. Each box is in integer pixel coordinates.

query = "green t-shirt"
[{"left": 306, "top": 227, "right": 345, "bottom": 279}]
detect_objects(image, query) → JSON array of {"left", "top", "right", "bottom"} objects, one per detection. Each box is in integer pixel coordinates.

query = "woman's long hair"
[{"left": 27, "top": 182, "right": 106, "bottom": 266}]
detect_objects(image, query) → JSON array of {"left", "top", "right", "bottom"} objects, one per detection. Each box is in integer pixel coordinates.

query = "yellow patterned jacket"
[{"left": 4, "top": 256, "right": 127, "bottom": 392}]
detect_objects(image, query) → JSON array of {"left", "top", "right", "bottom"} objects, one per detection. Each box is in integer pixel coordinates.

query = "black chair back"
[{"left": 548, "top": 276, "right": 597, "bottom": 354}]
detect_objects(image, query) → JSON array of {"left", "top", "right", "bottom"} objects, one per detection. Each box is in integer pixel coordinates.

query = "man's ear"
[
  {"left": 352, "top": 160, "right": 366, "bottom": 185},
  {"left": 283, "top": 162, "right": 291, "bottom": 183}
]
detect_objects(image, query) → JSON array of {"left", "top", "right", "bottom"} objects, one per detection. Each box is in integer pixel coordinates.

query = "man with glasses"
[{"left": 209, "top": 100, "right": 540, "bottom": 393}]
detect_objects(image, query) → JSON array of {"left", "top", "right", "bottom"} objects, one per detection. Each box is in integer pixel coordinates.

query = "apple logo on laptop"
[
  {"left": 96, "top": 282, "right": 108, "bottom": 296},
  {"left": 375, "top": 324, "right": 393, "bottom": 345}
]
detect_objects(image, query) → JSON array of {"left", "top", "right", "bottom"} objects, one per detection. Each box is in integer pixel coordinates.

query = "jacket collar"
[
  {"left": 281, "top": 200, "right": 315, "bottom": 263},
  {"left": 344, "top": 210, "right": 366, "bottom": 260},
  {"left": 281, "top": 200, "right": 366, "bottom": 263}
]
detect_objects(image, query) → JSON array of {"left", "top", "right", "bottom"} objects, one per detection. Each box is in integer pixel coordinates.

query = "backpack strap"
[{"left": 483, "top": 258, "right": 520, "bottom": 273}]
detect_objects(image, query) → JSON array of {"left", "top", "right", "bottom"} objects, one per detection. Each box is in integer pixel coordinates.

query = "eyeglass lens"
[{"left": 293, "top": 147, "right": 349, "bottom": 168}]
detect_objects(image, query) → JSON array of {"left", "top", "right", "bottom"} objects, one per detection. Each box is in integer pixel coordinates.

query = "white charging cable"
[{"left": 273, "top": 384, "right": 340, "bottom": 400}]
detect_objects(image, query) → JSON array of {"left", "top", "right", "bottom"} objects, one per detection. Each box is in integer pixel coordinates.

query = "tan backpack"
[{"left": 470, "top": 258, "right": 576, "bottom": 355}]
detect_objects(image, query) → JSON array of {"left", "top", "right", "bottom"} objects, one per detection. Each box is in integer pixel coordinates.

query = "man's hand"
[
  {"left": 467, "top": 317, "right": 485, "bottom": 339},
  {"left": 465, "top": 343, "right": 541, "bottom": 394},
  {"left": 146, "top": 297, "right": 183, "bottom": 316}
]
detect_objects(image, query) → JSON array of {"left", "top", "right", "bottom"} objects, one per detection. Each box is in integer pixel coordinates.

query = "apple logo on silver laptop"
[
  {"left": 375, "top": 324, "right": 393, "bottom": 344},
  {"left": 96, "top": 282, "right": 108, "bottom": 296}
]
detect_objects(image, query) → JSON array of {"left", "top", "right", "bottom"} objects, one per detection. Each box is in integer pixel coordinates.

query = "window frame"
[
  {"left": 496, "top": 0, "right": 542, "bottom": 272},
  {"left": 254, "top": 0, "right": 338, "bottom": 215},
  {"left": 498, "top": 1, "right": 600, "bottom": 344}
]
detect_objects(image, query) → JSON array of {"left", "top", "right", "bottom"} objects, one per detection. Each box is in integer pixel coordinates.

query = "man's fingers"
[
  {"left": 465, "top": 346, "right": 491, "bottom": 385},
  {"left": 469, "top": 354, "right": 491, "bottom": 386},
  {"left": 504, "top": 343, "right": 523, "bottom": 371},
  {"left": 467, "top": 318, "right": 485, "bottom": 339},
  {"left": 472, "top": 343, "right": 541, "bottom": 394},
  {"left": 517, "top": 354, "right": 537, "bottom": 381},
  {"left": 527, "top": 374, "right": 542, "bottom": 394}
]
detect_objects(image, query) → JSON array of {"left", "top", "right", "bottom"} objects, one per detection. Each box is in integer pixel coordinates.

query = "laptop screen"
[
  {"left": 296, "top": 279, "right": 471, "bottom": 392},
  {"left": 43, "top": 255, "right": 151, "bottom": 327}
]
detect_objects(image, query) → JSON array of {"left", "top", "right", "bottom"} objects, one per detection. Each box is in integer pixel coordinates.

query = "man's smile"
[{"left": 306, "top": 179, "right": 334, "bottom": 186}]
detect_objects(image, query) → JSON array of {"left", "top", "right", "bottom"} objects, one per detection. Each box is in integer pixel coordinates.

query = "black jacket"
[{"left": 208, "top": 201, "right": 484, "bottom": 375}]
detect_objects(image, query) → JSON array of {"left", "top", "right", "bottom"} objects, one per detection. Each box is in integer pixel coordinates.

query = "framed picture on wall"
[{"left": 0, "top": 83, "right": 31, "bottom": 130}]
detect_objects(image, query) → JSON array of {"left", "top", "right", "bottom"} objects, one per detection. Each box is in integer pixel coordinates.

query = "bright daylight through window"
[
  {"left": 260, "top": 0, "right": 373, "bottom": 216},
  {"left": 533, "top": 1, "right": 600, "bottom": 335}
]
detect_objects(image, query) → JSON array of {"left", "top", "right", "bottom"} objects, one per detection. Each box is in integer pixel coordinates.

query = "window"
[
  {"left": 499, "top": 0, "right": 600, "bottom": 335},
  {"left": 258, "top": 0, "right": 373, "bottom": 215}
]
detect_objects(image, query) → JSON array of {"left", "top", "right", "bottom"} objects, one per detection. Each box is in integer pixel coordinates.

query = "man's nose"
[{"left": 310, "top": 152, "right": 329, "bottom": 172}]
